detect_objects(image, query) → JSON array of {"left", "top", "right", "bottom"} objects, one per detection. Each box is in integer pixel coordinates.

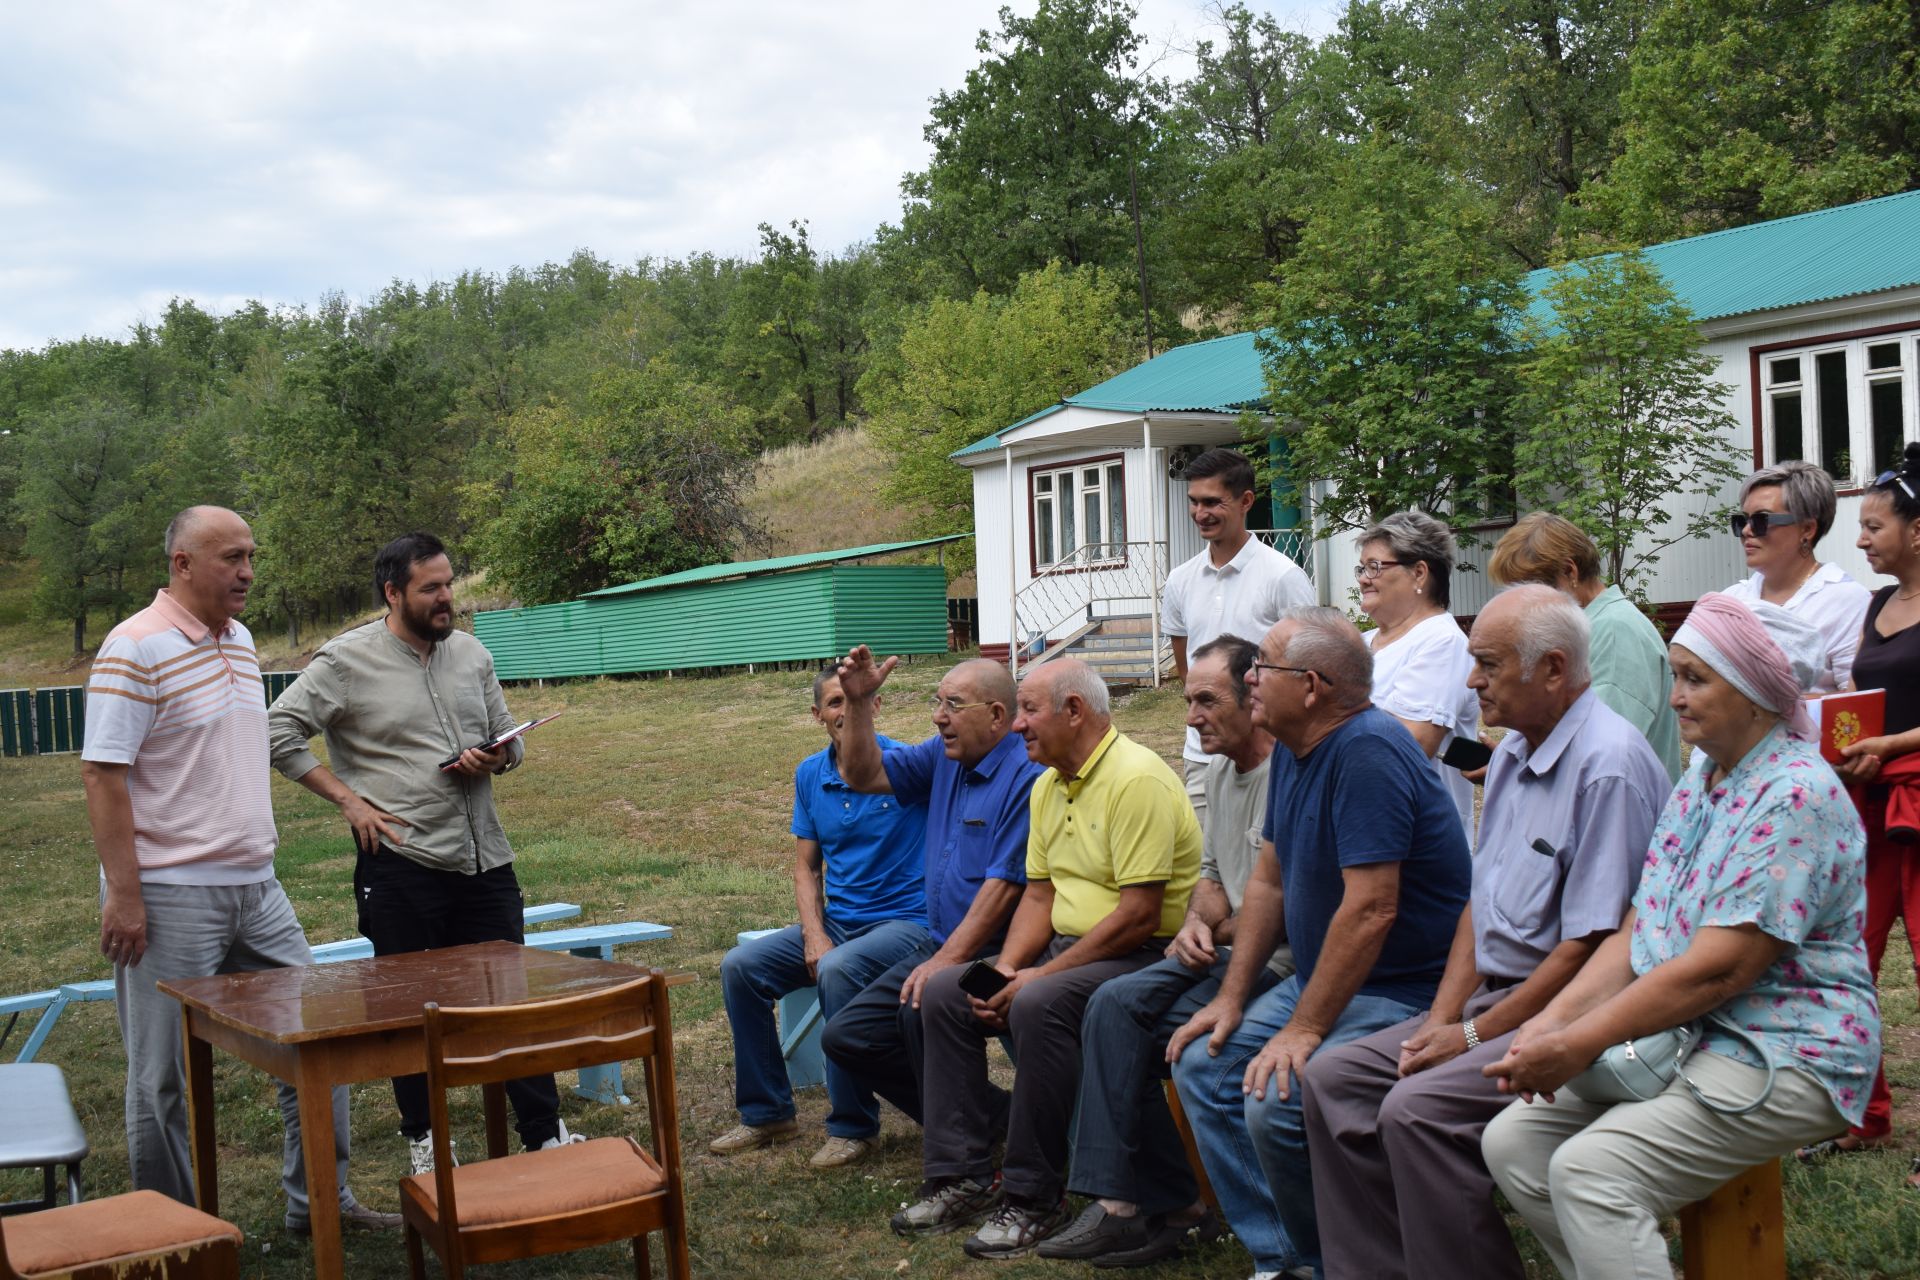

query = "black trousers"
[{"left": 354, "top": 850, "right": 562, "bottom": 1147}]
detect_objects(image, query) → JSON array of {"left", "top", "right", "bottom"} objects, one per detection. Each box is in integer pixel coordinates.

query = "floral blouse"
[{"left": 1630, "top": 724, "right": 1879, "bottom": 1124}]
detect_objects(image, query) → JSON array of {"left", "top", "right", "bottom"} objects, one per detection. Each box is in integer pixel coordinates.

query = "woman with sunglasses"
[
  {"left": 1722, "top": 460, "right": 1871, "bottom": 692},
  {"left": 1804, "top": 442, "right": 1920, "bottom": 1184},
  {"left": 1353, "top": 510, "right": 1480, "bottom": 838}
]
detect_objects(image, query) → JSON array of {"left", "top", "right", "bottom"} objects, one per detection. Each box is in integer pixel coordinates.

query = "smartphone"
[
  {"left": 1440, "top": 736, "right": 1495, "bottom": 772},
  {"left": 958, "top": 960, "right": 1011, "bottom": 1000}
]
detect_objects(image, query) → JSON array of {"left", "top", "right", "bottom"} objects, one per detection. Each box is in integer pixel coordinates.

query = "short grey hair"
[
  {"left": 1026, "top": 659, "right": 1110, "bottom": 718},
  {"left": 164, "top": 506, "right": 212, "bottom": 558},
  {"left": 1276, "top": 606, "right": 1372, "bottom": 709},
  {"left": 1740, "top": 461, "right": 1838, "bottom": 544},
  {"left": 1360, "top": 510, "right": 1458, "bottom": 608},
  {"left": 1496, "top": 584, "right": 1592, "bottom": 686}
]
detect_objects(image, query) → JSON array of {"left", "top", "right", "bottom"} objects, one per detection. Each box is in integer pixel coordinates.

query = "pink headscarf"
[{"left": 1670, "top": 592, "right": 1822, "bottom": 738}]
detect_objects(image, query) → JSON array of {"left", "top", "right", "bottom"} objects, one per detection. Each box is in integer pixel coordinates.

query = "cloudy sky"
[{"left": 0, "top": 2, "right": 1338, "bottom": 353}]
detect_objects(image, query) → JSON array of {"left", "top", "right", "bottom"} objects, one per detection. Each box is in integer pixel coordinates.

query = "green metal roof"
[
  {"left": 579, "top": 534, "right": 969, "bottom": 598},
  {"left": 955, "top": 189, "right": 1920, "bottom": 459}
]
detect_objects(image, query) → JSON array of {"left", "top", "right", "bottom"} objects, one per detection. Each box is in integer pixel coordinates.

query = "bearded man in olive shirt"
[{"left": 267, "top": 532, "right": 572, "bottom": 1173}]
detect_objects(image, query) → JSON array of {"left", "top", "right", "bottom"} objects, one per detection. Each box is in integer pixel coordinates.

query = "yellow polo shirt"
[{"left": 1026, "top": 727, "right": 1202, "bottom": 937}]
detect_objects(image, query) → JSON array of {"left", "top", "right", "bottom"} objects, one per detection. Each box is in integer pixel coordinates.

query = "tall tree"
[
  {"left": 1587, "top": 0, "right": 1920, "bottom": 243},
  {"left": 1259, "top": 145, "right": 1526, "bottom": 533},
  {"left": 886, "top": 0, "right": 1168, "bottom": 298},
  {"left": 863, "top": 262, "right": 1137, "bottom": 575},
  {"left": 1513, "top": 250, "right": 1742, "bottom": 591},
  {"left": 474, "top": 363, "right": 762, "bottom": 604}
]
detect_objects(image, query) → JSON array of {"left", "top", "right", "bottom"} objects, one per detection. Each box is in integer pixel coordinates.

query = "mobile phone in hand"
[
  {"left": 1440, "top": 736, "right": 1494, "bottom": 772},
  {"left": 958, "top": 960, "right": 1011, "bottom": 1000}
]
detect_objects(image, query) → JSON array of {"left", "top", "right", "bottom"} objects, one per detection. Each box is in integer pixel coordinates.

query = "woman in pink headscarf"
[{"left": 1474, "top": 593, "right": 1880, "bottom": 1280}]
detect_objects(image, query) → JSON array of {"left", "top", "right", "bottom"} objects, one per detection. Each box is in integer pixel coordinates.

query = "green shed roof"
[
  {"left": 955, "top": 189, "right": 1920, "bottom": 459},
  {"left": 579, "top": 534, "right": 969, "bottom": 598}
]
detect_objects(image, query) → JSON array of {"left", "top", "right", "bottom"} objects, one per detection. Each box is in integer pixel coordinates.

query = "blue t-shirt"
[
  {"left": 792, "top": 736, "right": 929, "bottom": 928},
  {"left": 1261, "top": 707, "right": 1471, "bottom": 1006},
  {"left": 882, "top": 731, "right": 1044, "bottom": 946}
]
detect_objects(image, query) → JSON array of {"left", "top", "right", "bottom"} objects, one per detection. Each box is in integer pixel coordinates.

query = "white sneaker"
[
  {"left": 407, "top": 1133, "right": 457, "bottom": 1176},
  {"left": 538, "top": 1120, "right": 587, "bottom": 1150}
]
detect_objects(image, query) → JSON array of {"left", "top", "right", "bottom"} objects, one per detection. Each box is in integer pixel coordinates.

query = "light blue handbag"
[{"left": 1566, "top": 1018, "right": 1777, "bottom": 1116}]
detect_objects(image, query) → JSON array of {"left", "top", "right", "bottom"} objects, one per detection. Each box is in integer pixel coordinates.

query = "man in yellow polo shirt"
[{"left": 894, "top": 658, "right": 1201, "bottom": 1259}]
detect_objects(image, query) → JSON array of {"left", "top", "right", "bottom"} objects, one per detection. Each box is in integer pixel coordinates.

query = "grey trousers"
[
  {"left": 1482, "top": 1052, "right": 1844, "bottom": 1280},
  {"left": 114, "top": 880, "right": 359, "bottom": 1220},
  {"left": 1182, "top": 758, "right": 1208, "bottom": 830},
  {"left": 920, "top": 935, "right": 1163, "bottom": 1203},
  {"left": 1300, "top": 984, "right": 1523, "bottom": 1280}
]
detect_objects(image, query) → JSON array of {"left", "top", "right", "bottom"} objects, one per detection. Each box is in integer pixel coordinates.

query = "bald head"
[
  {"left": 164, "top": 506, "right": 256, "bottom": 630},
  {"left": 1467, "top": 583, "right": 1590, "bottom": 745},
  {"left": 164, "top": 505, "right": 242, "bottom": 560},
  {"left": 950, "top": 657, "right": 1017, "bottom": 711},
  {"left": 1012, "top": 658, "right": 1112, "bottom": 776}
]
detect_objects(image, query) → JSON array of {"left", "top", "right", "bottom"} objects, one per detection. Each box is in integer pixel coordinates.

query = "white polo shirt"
[
  {"left": 1723, "top": 563, "right": 1872, "bottom": 693},
  {"left": 1163, "top": 536, "right": 1314, "bottom": 762}
]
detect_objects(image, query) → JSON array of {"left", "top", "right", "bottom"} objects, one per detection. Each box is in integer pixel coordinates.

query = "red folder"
[{"left": 1814, "top": 689, "right": 1884, "bottom": 765}]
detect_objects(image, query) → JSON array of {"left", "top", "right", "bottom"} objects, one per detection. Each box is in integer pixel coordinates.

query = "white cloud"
[{"left": 0, "top": 0, "right": 1340, "bottom": 351}]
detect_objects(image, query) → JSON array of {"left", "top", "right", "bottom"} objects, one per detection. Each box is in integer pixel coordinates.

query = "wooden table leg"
[
  {"left": 295, "top": 1059, "right": 345, "bottom": 1280},
  {"left": 1680, "top": 1159, "right": 1785, "bottom": 1280},
  {"left": 182, "top": 1007, "right": 219, "bottom": 1218},
  {"left": 1162, "top": 1078, "right": 1221, "bottom": 1216}
]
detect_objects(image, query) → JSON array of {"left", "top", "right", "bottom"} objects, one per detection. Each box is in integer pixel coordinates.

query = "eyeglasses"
[
  {"left": 1727, "top": 510, "right": 1803, "bottom": 538},
  {"left": 1352, "top": 559, "right": 1405, "bottom": 581},
  {"left": 1250, "top": 661, "right": 1331, "bottom": 684},
  {"left": 928, "top": 695, "right": 990, "bottom": 715},
  {"left": 1872, "top": 468, "right": 1918, "bottom": 501}
]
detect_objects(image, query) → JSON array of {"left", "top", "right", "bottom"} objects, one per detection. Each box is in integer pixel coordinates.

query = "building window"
[
  {"left": 1032, "top": 457, "right": 1126, "bottom": 569},
  {"left": 1763, "top": 333, "right": 1918, "bottom": 483}
]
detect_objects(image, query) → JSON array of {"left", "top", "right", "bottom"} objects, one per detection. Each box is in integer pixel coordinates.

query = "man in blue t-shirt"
[
  {"left": 1166, "top": 607, "right": 1471, "bottom": 1279},
  {"left": 819, "top": 647, "right": 1047, "bottom": 1194},
  {"left": 713, "top": 668, "right": 933, "bottom": 1169}
]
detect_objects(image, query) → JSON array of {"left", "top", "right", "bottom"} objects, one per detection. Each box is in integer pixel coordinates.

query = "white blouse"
[
  {"left": 1366, "top": 611, "right": 1481, "bottom": 839},
  {"left": 1723, "top": 564, "right": 1873, "bottom": 693}
]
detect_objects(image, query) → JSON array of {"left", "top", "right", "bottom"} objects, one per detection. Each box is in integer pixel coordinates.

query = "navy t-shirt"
[{"left": 1261, "top": 706, "right": 1471, "bottom": 1006}]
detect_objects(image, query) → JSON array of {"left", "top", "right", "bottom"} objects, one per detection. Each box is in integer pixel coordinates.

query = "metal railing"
[
  {"left": 2, "top": 673, "right": 304, "bottom": 757},
  {"left": 1251, "top": 527, "right": 1314, "bottom": 572},
  {"left": 1011, "top": 540, "right": 1170, "bottom": 674}
]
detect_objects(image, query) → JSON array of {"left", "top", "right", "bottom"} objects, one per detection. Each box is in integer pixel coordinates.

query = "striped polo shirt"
[{"left": 82, "top": 589, "right": 277, "bottom": 885}]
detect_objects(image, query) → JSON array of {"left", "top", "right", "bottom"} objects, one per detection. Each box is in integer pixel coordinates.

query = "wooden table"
[{"left": 159, "top": 940, "right": 654, "bottom": 1280}]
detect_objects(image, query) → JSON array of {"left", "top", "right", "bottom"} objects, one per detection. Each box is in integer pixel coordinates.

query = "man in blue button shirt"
[
  {"left": 713, "top": 668, "right": 933, "bottom": 1168},
  {"left": 820, "top": 647, "right": 1047, "bottom": 1145}
]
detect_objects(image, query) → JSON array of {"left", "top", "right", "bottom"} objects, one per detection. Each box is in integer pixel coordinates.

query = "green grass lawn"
[{"left": 0, "top": 661, "right": 1915, "bottom": 1278}]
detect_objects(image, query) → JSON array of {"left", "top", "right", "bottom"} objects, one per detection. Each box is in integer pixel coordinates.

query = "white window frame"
[
  {"left": 1030, "top": 455, "right": 1127, "bottom": 572},
  {"left": 1761, "top": 331, "right": 1920, "bottom": 486}
]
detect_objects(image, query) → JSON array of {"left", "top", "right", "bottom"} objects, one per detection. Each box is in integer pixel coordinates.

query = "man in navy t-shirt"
[
  {"left": 1167, "top": 607, "right": 1471, "bottom": 1278},
  {"left": 714, "top": 668, "right": 933, "bottom": 1168},
  {"left": 820, "top": 647, "right": 1047, "bottom": 1161}
]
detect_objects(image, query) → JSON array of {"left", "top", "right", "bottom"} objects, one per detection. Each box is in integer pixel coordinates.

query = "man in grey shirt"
[
  {"left": 267, "top": 531, "right": 573, "bottom": 1174},
  {"left": 1038, "top": 635, "right": 1295, "bottom": 1267},
  {"left": 1299, "top": 585, "right": 1671, "bottom": 1280}
]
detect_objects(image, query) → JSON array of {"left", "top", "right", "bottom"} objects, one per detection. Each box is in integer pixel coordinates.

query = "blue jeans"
[
  {"left": 721, "top": 918, "right": 929, "bottom": 1138},
  {"left": 1171, "top": 974, "right": 1421, "bottom": 1274}
]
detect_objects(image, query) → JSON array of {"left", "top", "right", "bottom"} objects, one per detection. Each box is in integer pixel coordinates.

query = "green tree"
[
  {"left": 474, "top": 363, "right": 762, "bottom": 604},
  {"left": 14, "top": 398, "right": 165, "bottom": 652},
  {"left": 864, "top": 262, "right": 1137, "bottom": 576},
  {"left": 885, "top": 0, "right": 1167, "bottom": 297},
  {"left": 1586, "top": 0, "right": 1920, "bottom": 243},
  {"left": 1259, "top": 145, "right": 1525, "bottom": 534},
  {"left": 1512, "top": 250, "right": 1741, "bottom": 592}
]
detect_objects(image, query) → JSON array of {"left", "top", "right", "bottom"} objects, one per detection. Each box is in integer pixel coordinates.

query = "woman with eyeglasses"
[
  {"left": 1802, "top": 442, "right": 1920, "bottom": 1183},
  {"left": 1353, "top": 510, "right": 1480, "bottom": 837},
  {"left": 1722, "top": 460, "right": 1871, "bottom": 692}
]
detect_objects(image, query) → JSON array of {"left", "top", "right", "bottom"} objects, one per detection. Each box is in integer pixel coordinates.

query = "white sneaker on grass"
[
  {"left": 407, "top": 1132, "right": 457, "bottom": 1176},
  {"left": 538, "top": 1120, "right": 587, "bottom": 1150}
]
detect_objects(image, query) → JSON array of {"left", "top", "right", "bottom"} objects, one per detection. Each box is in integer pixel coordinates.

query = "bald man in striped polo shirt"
[{"left": 80, "top": 505, "right": 396, "bottom": 1235}]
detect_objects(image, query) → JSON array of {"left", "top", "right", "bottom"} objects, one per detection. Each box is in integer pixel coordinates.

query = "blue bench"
[
  {"left": 6, "top": 905, "right": 675, "bottom": 1106},
  {"left": 735, "top": 929, "right": 825, "bottom": 1091}
]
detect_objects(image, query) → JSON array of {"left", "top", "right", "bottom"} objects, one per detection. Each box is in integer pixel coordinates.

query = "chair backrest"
[{"left": 418, "top": 970, "right": 683, "bottom": 1243}]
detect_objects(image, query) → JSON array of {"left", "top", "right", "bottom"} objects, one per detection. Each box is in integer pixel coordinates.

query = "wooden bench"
[
  {"left": 1679, "top": 1159, "right": 1784, "bottom": 1280},
  {"left": 5, "top": 904, "right": 677, "bottom": 1106},
  {"left": 735, "top": 929, "right": 826, "bottom": 1090}
]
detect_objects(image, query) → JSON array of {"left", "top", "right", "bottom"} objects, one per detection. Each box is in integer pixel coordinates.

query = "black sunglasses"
[
  {"left": 1872, "top": 469, "right": 1918, "bottom": 501},
  {"left": 1728, "top": 510, "right": 1802, "bottom": 538}
]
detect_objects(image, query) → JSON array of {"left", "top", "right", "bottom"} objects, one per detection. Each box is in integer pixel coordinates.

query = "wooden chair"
[
  {"left": 399, "top": 972, "right": 689, "bottom": 1280},
  {"left": 1679, "top": 1159, "right": 1785, "bottom": 1280},
  {"left": 0, "top": 1189, "right": 240, "bottom": 1279}
]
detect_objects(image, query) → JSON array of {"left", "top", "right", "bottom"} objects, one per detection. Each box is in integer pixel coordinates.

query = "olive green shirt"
[
  {"left": 267, "top": 620, "right": 524, "bottom": 874},
  {"left": 1586, "top": 585, "right": 1684, "bottom": 784}
]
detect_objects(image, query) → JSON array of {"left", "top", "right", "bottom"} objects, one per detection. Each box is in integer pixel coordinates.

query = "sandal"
[{"left": 1795, "top": 1134, "right": 1892, "bottom": 1162}]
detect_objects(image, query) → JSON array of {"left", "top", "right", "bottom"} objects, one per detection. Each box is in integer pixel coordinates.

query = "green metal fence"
[{"left": 0, "top": 673, "right": 307, "bottom": 757}]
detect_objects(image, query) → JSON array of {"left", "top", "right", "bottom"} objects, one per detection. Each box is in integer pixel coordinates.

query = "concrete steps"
[{"left": 1028, "top": 615, "right": 1171, "bottom": 690}]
